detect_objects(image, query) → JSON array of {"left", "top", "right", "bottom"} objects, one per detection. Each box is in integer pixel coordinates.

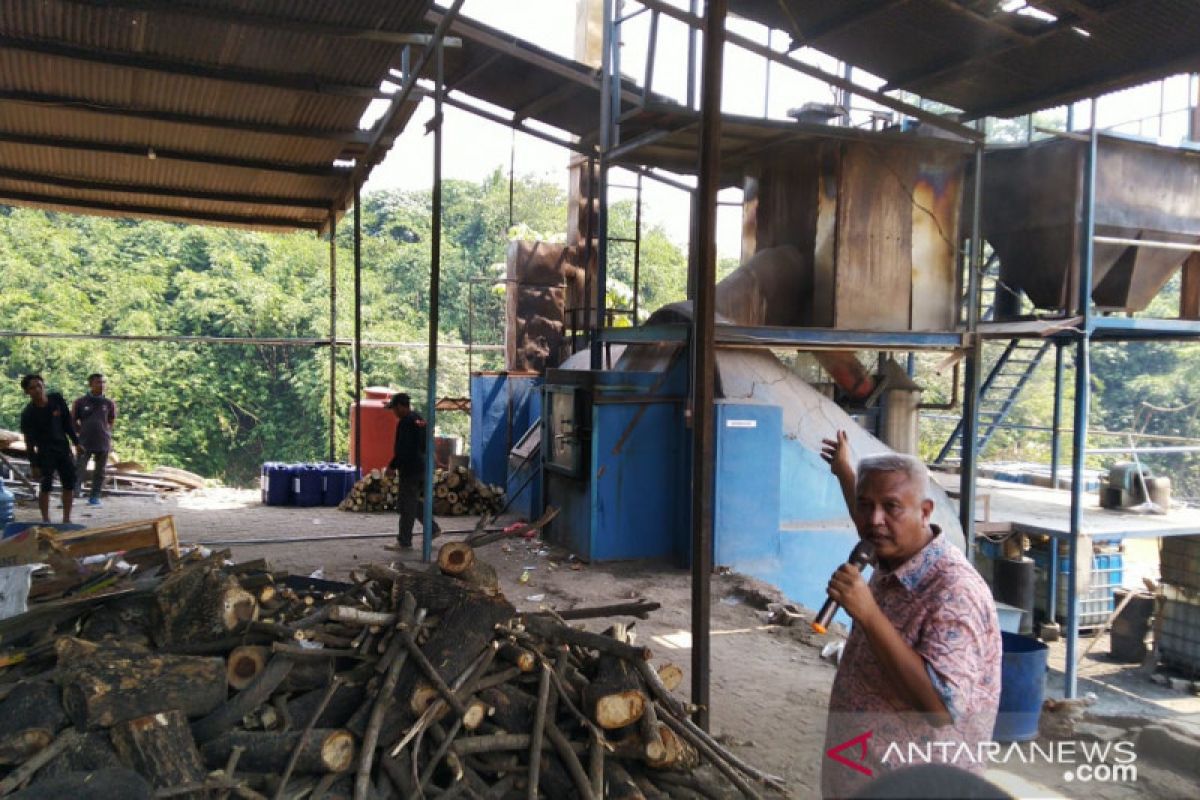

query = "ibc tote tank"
[{"left": 349, "top": 387, "right": 400, "bottom": 473}]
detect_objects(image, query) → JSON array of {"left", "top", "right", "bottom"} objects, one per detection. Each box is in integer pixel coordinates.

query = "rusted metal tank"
[
  {"left": 981, "top": 134, "right": 1200, "bottom": 316},
  {"left": 742, "top": 134, "right": 969, "bottom": 332}
]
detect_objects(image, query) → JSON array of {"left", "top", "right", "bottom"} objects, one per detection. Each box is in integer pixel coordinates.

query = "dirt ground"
[{"left": 17, "top": 488, "right": 1200, "bottom": 799}]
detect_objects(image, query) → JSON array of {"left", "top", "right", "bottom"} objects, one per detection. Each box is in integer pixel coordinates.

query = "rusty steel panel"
[
  {"left": 506, "top": 240, "right": 589, "bottom": 373},
  {"left": 911, "top": 149, "right": 964, "bottom": 330},
  {"left": 983, "top": 136, "right": 1200, "bottom": 315},
  {"left": 834, "top": 141, "right": 913, "bottom": 331}
]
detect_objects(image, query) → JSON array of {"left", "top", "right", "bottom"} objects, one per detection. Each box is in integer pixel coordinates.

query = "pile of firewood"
[
  {"left": 339, "top": 466, "right": 506, "bottom": 517},
  {"left": 0, "top": 540, "right": 784, "bottom": 798},
  {"left": 0, "top": 428, "right": 204, "bottom": 499}
]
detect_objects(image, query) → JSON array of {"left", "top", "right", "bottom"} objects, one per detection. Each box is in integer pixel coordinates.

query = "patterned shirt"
[{"left": 822, "top": 529, "right": 1002, "bottom": 798}]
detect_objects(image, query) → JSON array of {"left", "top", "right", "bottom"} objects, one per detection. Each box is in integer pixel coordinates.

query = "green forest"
[
  {"left": 0, "top": 170, "right": 687, "bottom": 486},
  {"left": 2, "top": 167, "right": 1198, "bottom": 498}
]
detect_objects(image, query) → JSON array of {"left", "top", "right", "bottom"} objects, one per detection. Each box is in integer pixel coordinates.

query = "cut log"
[
  {"left": 497, "top": 642, "right": 537, "bottom": 672},
  {"left": 35, "top": 730, "right": 117, "bottom": 781},
  {"left": 200, "top": 729, "right": 356, "bottom": 774},
  {"left": 585, "top": 655, "right": 647, "bottom": 730},
  {"left": 363, "top": 566, "right": 471, "bottom": 614},
  {"left": 457, "top": 559, "right": 499, "bottom": 595},
  {"left": 328, "top": 606, "right": 396, "bottom": 627},
  {"left": 400, "top": 594, "right": 515, "bottom": 716},
  {"left": 657, "top": 663, "right": 684, "bottom": 693},
  {"left": 280, "top": 657, "right": 335, "bottom": 693},
  {"left": 153, "top": 564, "right": 257, "bottom": 646},
  {"left": 9, "top": 767, "right": 154, "bottom": 800},
  {"left": 109, "top": 709, "right": 207, "bottom": 789},
  {"left": 190, "top": 654, "right": 294, "bottom": 743},
  {"left": 226, "top": 645, "right": 269, "bottom": 691},
  {"left": 0, "top": 682, "right": 68, "bottom": 765},
  {"left": 57, "top": 649, "right": 226, "bottom": 729},
  {"left": 478, "top": 685, "right": 536, "bottom": 734},
  {"left": 287, "top": 684, "right": 366, "bottom": 730},
  {"left": 436, "top": 542, "right": 475, "bottom": 576},
  {"left": 522, "top": 616, "right": 652, "bottom": 662}
]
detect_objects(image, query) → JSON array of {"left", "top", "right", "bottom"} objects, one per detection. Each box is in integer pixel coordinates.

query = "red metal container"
[{"left": 349, "top": 387, "right": 399, "bottom": 473}]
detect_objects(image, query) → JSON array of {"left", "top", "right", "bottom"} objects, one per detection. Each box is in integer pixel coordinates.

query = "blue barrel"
[
  {"left": 0, "top": 477, "right": 14, "bottom": 529},
  {"left": 260, "top": 462, "right": 276, "bottom": 504},
  {"left": 993, "top": 632, "right": 1048, "bottom": 742},
  {"left": 293, "top": 464, "right": 325, "bottom": 507},
  {"left": 264, "top": 463, "right": 295, "bottom": 506},
  {"left": 322, "top": 464, "right": 351, "bottom": 507}
]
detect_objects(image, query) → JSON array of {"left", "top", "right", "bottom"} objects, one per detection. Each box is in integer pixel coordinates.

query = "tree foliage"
[{"left": 0, "top": 173, "right": 689, "bottom": 486}]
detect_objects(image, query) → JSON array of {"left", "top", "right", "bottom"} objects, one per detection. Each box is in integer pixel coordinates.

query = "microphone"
[{"left": 811, "top": 540, "right": 876, "bottom": 634}]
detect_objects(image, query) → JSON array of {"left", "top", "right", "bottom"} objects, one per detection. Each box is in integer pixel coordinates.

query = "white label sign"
[{"left": 725, "top": 419, "right": 757, "bottom": 428}]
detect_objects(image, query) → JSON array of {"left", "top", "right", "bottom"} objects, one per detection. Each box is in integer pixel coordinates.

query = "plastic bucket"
[
  {"left": 993, "top": 632, "right": 1048, "bottom": 742},
  {"left": 293, "top": 465, "right": 324, "bottom": 507}
]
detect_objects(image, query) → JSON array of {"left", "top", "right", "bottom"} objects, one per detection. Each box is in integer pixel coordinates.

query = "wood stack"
[
  {"left": 339, "top": 466, "right": 507, "bottom": 517},
  {"left": 0, "top": 431, "right": 203, "bottom": 498},
  {"left": 0, "top": 541, "right": 784, "bottom": 798}
]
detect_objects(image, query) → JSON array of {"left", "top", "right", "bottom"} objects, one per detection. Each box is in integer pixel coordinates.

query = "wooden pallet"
[{"left": 50, "top": 515, "right": 181, "bottom": 559}]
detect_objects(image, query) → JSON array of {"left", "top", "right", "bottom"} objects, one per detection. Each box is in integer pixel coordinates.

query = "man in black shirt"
[
  {"left": 385, "top": 392, "right": 441, "bottom": 548},
  {"left": 19, "top": 374, "right": 80, "bottom": 523}
]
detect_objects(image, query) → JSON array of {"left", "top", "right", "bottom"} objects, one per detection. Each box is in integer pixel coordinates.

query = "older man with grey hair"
[{"left": 818, "top": 431, "right": 1002, "bottom": 798}]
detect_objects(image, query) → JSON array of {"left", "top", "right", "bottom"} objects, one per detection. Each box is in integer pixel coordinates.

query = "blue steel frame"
[{"left": 597, "top": 324, "right": 965, "bottom": 350}]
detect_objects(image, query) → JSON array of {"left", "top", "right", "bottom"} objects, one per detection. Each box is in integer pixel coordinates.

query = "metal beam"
[
  {"left": 427, "top": 8, "right": 644, "bottom": 107},
  {"left": 689, "top": 0, "right": 726, "bottom": 733},
  {"left": 0, "top": 34, "right": 393, "bottom": 99},
  {"left": 0, "top": 130, "right": 350, "bottom": 179},
  {"left": 59, "top": 0, "right": 441, "bottom": 46},
  {"left": 423, "top": 41, "right": 446, "bottom": 566},
  {"left": 438, "top": 92, "right": 592, "bottom": 156},
  {"left": 348, "top": 0, "right": 467, "bottom": 196},
  {"left": 634, "top": 0, "right": 983, "bottom": 141},
  {"left": 0, "top": 188, "right": 318, "bottom": 231},
  {"left": 0, "top": 166, "right": 331, "bottom": 211},
  {"left": 0, "top": 88, "right": 373, "bottom": 143},
  {"left": 1066, "top": 120, "right": 1100, "bottom": 700},
  {"left": 328, "top": 213, "right": 338, "bottom": 463}
]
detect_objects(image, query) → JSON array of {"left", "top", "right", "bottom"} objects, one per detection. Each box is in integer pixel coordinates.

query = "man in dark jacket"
[
  {"left": 19, "top": 374, "right": 80, "bottom": 523},
  {"left": 385, "top": 392, "right": 441, "bottom": 547},
  {"left": 72, "top": 372, "right": 117, "bottom": 507}
]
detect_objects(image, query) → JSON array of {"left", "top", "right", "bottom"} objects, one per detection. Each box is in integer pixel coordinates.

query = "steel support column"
[
  {"left": 958, "top": 142, "right": 985, "bottom": 558},
  {"left": 1051, "top": 342, "right": 1064, "bottom": 490},
  {"left": 423, "top": 42, "right": 445, "bottom": 565},
  {"left": 591, "top": 0, "right": 614, "bottom": 370},
  {"left": 1066, "top": 119, "right": 1099, "bottom": 699},
  {"left": 328, "top": 213, "right": 338, "bottom": 462},
  {"left": 353, "top": 186, "right": 363, "bottom": 470},
  {"left": 689, "top": 0, "right": 725, "bottom": 732}
]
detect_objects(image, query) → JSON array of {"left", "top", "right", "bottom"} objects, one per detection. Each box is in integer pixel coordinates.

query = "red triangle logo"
[{"left": 826, "top": 730, "right": 874, "bottom": 777}]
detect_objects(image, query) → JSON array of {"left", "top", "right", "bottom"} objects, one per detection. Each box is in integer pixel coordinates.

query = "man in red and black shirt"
[
  {"left": 19, "top": 374, "right": 80, "bottom": 523},
  {"left": 385, "top": 392, "right": 441, "bottom": 548}
]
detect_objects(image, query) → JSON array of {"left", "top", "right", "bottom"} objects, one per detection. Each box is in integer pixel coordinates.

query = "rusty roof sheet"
[
  {"left": 729, "top": 0, "right": 1200, "bottom": 118},
  {"left": 0, "top": 0, "right": 433, "bottom": 231}
]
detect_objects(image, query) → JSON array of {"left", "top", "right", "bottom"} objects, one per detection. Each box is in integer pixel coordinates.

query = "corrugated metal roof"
[
  {"left": 0, "top": 0, "right": 434, "bottom": 231},
  {"left": 729, "top": 0, "right": 1200, "bottom": 118}
]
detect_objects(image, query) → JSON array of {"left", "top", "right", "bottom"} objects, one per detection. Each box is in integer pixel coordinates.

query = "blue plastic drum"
[
  {"left": 293, "top": 464, "right": 325, "bottom": 507},
  {"left": 264, "top": 462, "right": 295, "bottom": 506},
  {"left": 993, "top": 631, "right": 1049, "bottom": 742}
]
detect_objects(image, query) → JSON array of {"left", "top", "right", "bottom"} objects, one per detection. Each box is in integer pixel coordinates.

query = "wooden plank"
[
  {"left": 51, "top": 516, "right": 180, "bottom": 558},
  {"left": 834, "top": 142, "right": 912, "bottom": 330}
]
